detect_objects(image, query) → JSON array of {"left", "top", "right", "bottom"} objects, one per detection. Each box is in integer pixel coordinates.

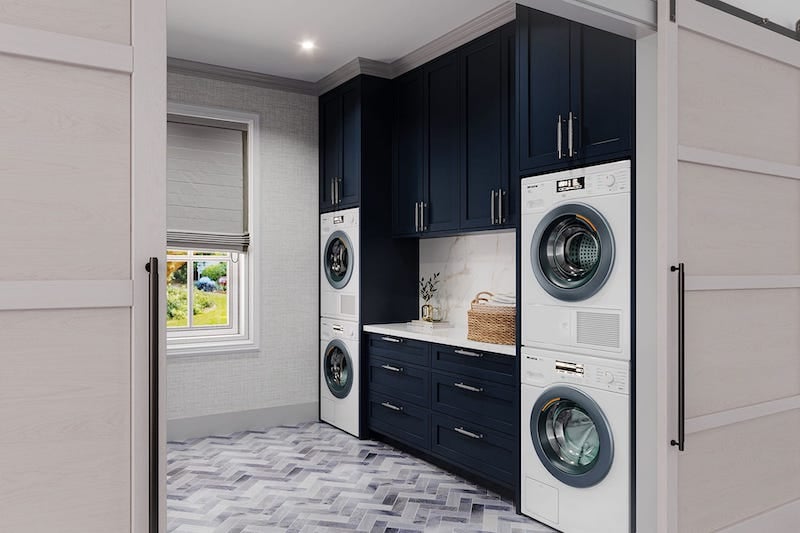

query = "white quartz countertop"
[{"left": 363, "top": 323, "right": 516, "bottom": 357}]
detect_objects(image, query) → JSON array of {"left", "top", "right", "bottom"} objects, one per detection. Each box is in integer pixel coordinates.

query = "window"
[{"left": 166, "top": 104, "right": 259, "bottom": 354}]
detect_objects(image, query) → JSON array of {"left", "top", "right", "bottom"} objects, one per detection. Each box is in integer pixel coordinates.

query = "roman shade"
[{"left": 167, "top": 117, "right": 249, "bottom": 251}]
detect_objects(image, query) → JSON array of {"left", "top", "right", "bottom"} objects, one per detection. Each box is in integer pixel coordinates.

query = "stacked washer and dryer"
[
  {"left": 320, "top": 208, "right": 361, "bottom": 437},
  {"left": 520, "top": 160, "right": 632, "bottom": 533}
]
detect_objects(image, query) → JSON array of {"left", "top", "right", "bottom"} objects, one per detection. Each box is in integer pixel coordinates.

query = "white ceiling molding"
[
  {"left": 315, "top": 57, "right": 395, "bottom": 95},
  {"left": 167, "top": 57, "right": 318, "bottom": 95}
]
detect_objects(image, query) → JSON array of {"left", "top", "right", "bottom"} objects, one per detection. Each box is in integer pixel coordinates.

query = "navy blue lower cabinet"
[
  {"left": 430, "top": 413, "right": 516, "bottom": 487},
  {"left": 430, "top": 344, "right": 514, "bottom": 385},
  {"left": 430, "top": 371, "right": 515, "bottom": 435},
  {"left": 368, "top": 392, "right": 430, "bottom": 451},
  {"left": 368, "top": 355, "right": 430, "bottom": 407},
  {"left": 366, "top": 334, "right": 429, "bottom": 366}
]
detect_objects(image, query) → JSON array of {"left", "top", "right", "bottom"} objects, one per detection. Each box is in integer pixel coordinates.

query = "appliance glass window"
[
  {"left": 531, "top": 203, "right": 615, "bottom": 302},
  {"left": 324, "top": 341, "right": 353, "bottom": 399},
  {"left": 542, "top": 399, "right": 600, "bottom": 473},
  {"left": 324, "top": 230, "right": 353, "bottom": 289}
]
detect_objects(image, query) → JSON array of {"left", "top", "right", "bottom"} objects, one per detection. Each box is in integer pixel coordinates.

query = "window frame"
[{"left": 166, "top": 103, "right": 260, "bottom": 356}]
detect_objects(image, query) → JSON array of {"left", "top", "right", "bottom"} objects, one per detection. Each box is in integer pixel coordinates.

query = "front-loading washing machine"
[
  {"left": 521, "top": 347, "right": 630, "bottom": 533},
  {"left": 521, "top": 160, "right": 630, "bottom": 359},
  {"left": 320, "top": 318, "right": 360, "bottom": 437},
  {"left": 321, "top": 208, "right": 359, "bottom": 322}
]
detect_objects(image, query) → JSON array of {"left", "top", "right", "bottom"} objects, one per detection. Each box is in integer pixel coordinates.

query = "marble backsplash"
[{"left": 418, "top": 231, "right": 516, "bottom": 329}]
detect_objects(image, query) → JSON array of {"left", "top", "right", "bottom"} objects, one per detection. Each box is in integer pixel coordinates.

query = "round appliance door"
[
  {"left": 530, "top": 385, "right": 614, "bottom": 488},
  {"left": 323, "top": 339, "right": 354, "bottom": 399},
  {"left": 530, "top": 203, "right": 614, "bottom": 302},
  {"left": 324, "top": 230, "right": 354, "bottom": 289}
]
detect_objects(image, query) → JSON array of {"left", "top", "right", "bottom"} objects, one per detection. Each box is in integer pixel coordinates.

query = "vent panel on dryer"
[{"left": 576, "top": 311, "right": 621, "bottom": 349}]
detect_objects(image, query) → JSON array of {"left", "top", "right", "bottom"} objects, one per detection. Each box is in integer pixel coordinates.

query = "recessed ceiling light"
[{"left": 300, "top": 40, "right": 316, "bottom": 52}]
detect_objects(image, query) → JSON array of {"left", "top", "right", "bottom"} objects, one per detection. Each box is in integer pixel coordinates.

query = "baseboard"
[
  {"left": 718, "top": 498, "right": 800, "bottom": 533},
  {"left": 167, "top": 402, "right": 318, "bottom": 441}
]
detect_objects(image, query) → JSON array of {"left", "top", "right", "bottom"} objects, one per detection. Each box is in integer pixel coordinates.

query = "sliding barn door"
[
  {"left": 659, "top": 1, "right": 800, "bottom": 531},
  {"left": 0, "top": 2, "right": 165, "bottom": 532}
]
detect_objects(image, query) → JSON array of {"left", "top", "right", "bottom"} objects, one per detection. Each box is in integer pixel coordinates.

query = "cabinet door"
[
  {"left": 460, "top": 29, "right": 503, "bottom": 231},
  {"left": 570, "top": 23, "right": 634, "bottom": 162},
  {"left": 499, "top": 21, "right": 517, "bottom": 228},
  {"left": 319, "top": 91, "right": 341, "bottom": 211},
  {"left": 424, "top": 51, "right": 460, "bottom": 234},
  {"left": 392, "top": 68, "right": 424, "bottom": 236},
  {"left": 517, "top": 6, "right": 570, "bottom": 174},
  {"left": 338, "top": 81, "right": 361, "bottom": 209}
]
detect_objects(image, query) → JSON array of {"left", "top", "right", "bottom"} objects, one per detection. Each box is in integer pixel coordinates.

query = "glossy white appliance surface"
[
  {"left": 521, "top": 161, "right": 631, "bottom": 360},
  {"left": 320, "top": 207, "right": 360, "bottom": 322},
  {"left": 521, "top": 347, "right": 630, "bottom": 533},
  {"left": 319, "top": 318, "right": 360, "bottom": 437},
  {"left": 363, "top": 323, "right": 516, "bottom": 357}
]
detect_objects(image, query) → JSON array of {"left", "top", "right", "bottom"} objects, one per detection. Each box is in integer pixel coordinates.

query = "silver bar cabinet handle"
[
  {"left": 420, "top": 202, "right": 426, "bottom": 231},
  {"left": 330, "top": 178, "right": 335, "bottom": 205},
  {"left": 557, "top": 115, "right": 563, "bottom": 159},
  {"left": 381, "top": 401, "right": 403, "bottom": 412},
  {"left": 498, "top": 189, "right": 504, "bottom": 224},
  {"left": 568, "top": 112, "right": 575, "bottom": 157},
  {"left": 381, "top": 336, "right": 403, "bottom": 344},
  {"left": 454, "top": 382, "right": 483, "bottom": 393},
  {"left": 454, "top": 427, "right": 484, "bottom": 440},
  {"left": 490, "top": 190, "right": 496, "bottom": 224},
  {"left": 145, "top": 257, "right": 159, "bottom": 533},
  {"left": 454, "top": 348, "right": 483, "bottom": 358},
  {"left": 670, "top": 263, "right": 686, "bottom": 452},
  {"left": 414, "top": 201, "right": 419, "bottom": 232},
  {"left": 381, "top": 364, "right": 404, "bottom": 373}
]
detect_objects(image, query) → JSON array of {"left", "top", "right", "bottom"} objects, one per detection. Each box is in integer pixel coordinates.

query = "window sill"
[{"left": 167, "top": 338, "right": 259, "bottom": 358}]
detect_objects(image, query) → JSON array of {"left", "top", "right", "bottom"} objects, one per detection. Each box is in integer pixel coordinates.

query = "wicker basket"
[{"left": 467, "top": 291, "right": 516, "bottom": 345}]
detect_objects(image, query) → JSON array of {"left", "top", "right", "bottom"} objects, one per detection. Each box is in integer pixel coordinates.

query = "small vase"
[{"left": 421, "top": 303, "right": 442, "bottom": 322}]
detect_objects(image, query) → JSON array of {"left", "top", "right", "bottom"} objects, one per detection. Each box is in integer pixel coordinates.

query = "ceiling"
[{"left": 167, "top": 0, "right": 506, "bottom": 82}]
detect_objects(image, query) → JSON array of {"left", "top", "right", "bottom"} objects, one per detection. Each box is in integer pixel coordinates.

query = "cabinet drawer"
[
  {"left": 431, "top": 344, "right": 514, "bottom": 385},
  {"left": 368, "top": 355, "right": 429, "bottom": 407},
  {"left": 431, "top": 413, "right": 515, "bottom": 487},
  {"left": 367, "top": 333, "right": 429, "bottom": 366},
  {"left": 431, "top": 371, "right": 515, "bottom": 435},
  {"left": 368, "top": 392, "right": 430, "bottom": 450}
]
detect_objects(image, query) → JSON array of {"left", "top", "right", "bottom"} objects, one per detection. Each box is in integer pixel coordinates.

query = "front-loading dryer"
[
  {"left": 320, "top": 318, "right": 360, "bottom": 437},
  {"left": 321, "top": 208, "right": 359, "bottom": 322},
  {"left": 521, "top": 160, "right": 630, "bottom": 359},
  {"left": 521, "top": 347, "right": 630, "bottom": 533}
]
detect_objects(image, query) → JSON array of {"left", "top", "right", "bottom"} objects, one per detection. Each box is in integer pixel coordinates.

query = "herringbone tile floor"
[{"left": 167, "top": 422, "right": 554, "bottom": 532}]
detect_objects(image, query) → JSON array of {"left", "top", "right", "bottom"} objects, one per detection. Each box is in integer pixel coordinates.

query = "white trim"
[
  {"left": 167, "top": 57, "right": 317, "bottom": 95},
  {"left": 165, "top": 102, "right": 261, "bottom": 357},
  {"left": 0, "top": 281, "right": 132, "bottom": 310},
  {"left": 0, "top": 22, "right": 132, "bottom": 73},
  {"left": 719, "top": 498, "right": 800, "bottom": 533},
  {"left": 678, "top": 146, "right": 800, "bottom": 181},
  {"left": 517, "top": 0, "right": 656, "bottom": 37},
  {"left": 686, "top": 395, "right": 800, "bottom": 435},
  {"left": 686, "top": 275, "right": 800, "bottom": 292},
  {"left": 678, "top": 0, "right": 800, "bottom": 69},
  {"left": 316, "top": 57, "right": 394, "bottom": 96},
  {"left": 131, "top": 0, "right": 167, "bottom": 530}
]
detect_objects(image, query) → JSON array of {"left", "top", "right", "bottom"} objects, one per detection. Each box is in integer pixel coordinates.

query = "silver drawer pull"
[
  {"left": 454, "top": 426, "right": 484, "bottom": 440},
  {"left": 454, "top": 349, "right": 483, "bottom": 358},
  {"left": 453, "top": 382, "right": 483, "bottom": 393},
  {"left": 381, "top": 364, "right": 404, "bottom": 373},
  {"left": 381, "top": 401, "right": 403, "bottom": 412},
  {"left": 381, "top": 336, "right": 403, "bottom": 343}
]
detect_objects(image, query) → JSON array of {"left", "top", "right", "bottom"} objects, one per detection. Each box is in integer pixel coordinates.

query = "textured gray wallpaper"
[{"left": 166, "top": 72, "right": 318, "bottom": 422}]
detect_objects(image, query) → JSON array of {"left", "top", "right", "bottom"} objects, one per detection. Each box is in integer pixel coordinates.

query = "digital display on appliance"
[
  {"left": 333, "top": 216, "right": 345, "bottom": 224},
  {"left": 556, "top": 177, "right": 585, "bottom": 192}
]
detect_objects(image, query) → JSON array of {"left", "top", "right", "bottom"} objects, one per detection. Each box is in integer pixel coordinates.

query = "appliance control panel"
[
  {"left": 522, "top": 160, "right": 630, "bottom": 212},
  {"left": 523, "top": 352, "right": 629, "bottom": 394},
  {"left": 320, "top": 319, "right": 358, "bottom": 341}
]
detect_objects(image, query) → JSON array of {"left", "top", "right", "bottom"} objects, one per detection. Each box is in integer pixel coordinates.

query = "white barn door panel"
[
  {"left": 658, "top": 1, "right": 800, "bottom": 532},
  {"left": 0, "top": 1, "right": 165, "bottom": 532}
]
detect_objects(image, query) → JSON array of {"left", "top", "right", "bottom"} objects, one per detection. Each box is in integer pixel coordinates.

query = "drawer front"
[
  {"left": 368, "top": 392, "right": 430, "bottom": 450},
  {"left": 366, "top": 333, "right": 429, "bottom": 366},
  {"left": 430, "top": 413, "right": 515, "bottom": 486},
  {"left": 431, "top": 344, "right": 514, "bottom": 385},
  {"left": 431, "top": 371, "right": 515, "bottom": 435},
  {"left": 368, "top": 355, "right": 430, "bottom": 407}
]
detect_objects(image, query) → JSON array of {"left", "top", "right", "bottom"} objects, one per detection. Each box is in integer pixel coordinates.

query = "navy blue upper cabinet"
[
  {"left": 460, "top": 23, "right": 515, "bottom": 231},
  {"left": 517, "top": 5, "right": 634, "bottom": 174},
  {"left": 423, "top": 51, "right": 461, "bottom": 234},
  {"left": 319, "top": 78, "right": 362, "bottom": 212},
  {"left": 392, "top": 68, "right": 425, "bottom": 236}
]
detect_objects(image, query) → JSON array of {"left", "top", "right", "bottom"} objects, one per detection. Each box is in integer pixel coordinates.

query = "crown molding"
[
  {"left": 391, "top": 1, "right": 515, "bottom": 76},
  {"left": 316, "top": 57, "right": 394, "bottom": 95},
  {"left": 167, "top": 57, "right": 318, "bottom": 95}
]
